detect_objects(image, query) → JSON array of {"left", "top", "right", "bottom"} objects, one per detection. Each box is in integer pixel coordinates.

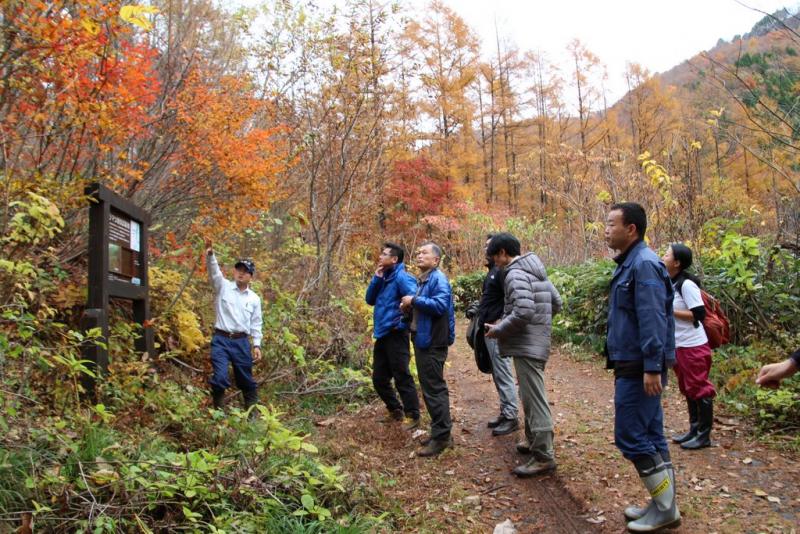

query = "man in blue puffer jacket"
[
  {"left": 365, "top": 243, "right": 420, "bottom": 429},
  {"left": 400, "top": 242, "right": 456, "bottom": 457}
]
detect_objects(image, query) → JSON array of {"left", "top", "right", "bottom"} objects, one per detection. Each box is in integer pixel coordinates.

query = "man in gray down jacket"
[{"left": 485, "top": 233, "right": 562, "bottom": 477}]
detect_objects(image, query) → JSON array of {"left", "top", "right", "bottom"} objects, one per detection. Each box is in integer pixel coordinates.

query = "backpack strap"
[
  {"left": 675, "top": 274, "right": 706, "bottom": 327},
  {"left": 673, "top": 272, "right": 687, "bottom": 300}
]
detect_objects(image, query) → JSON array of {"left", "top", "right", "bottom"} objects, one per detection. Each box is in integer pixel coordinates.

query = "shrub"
[
  {"left": 451, "top": 271, "right": 485, "bottom": 311},
  {"left": 549, "top": 260, "right": 616, "bottom": 352}
]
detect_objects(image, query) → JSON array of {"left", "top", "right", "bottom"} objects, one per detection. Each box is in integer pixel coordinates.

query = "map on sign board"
[{"left": 108, "top": 209, "right": 142, "bottom": 284}]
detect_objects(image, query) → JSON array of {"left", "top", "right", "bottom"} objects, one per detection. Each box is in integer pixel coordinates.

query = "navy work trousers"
[
  {"left": 614, "top": 375, "right": 670, "bottom": 461},
  {"left": 209, "top": 334, "right": 257, "bottom": 393}
]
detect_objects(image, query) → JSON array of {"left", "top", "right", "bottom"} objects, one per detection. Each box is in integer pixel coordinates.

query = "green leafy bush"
[
  {"left": 451, "top": 271, "right": 485, "bottom": 311},
  {"left": 549, "top": 260, "right": 616, "bottom": 352},
  {"left": 699, "top": 235, "right": 800, "bottom": 344},
  {"left": 710, "top": 343, "right": 800, "bottom": 436},
  {"left": 0, "top": 403, "right": 382, "bottom": 532}
]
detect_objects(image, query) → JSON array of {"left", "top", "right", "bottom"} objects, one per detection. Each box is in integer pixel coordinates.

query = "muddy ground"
[{"left": 319, "top": 321, "right": 799, "bottom": 533}]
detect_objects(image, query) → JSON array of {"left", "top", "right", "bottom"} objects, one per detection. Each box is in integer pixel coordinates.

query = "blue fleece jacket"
[{"left": 365, "top": 263, "right": 417, "bottom": 339}]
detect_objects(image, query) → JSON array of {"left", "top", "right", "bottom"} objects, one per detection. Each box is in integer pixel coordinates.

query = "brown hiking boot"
[
  {"left": 512, "top": 458, "right": 556, "bottom": 477},
  {"left": 417, "top": 436, "right": 453, "bottom": 457},
  {"left": 516, "top": 440, "right": 532, "bottom": 454},
  {"left": 380, "top": 408, "right": 404, "bottom": 423}
]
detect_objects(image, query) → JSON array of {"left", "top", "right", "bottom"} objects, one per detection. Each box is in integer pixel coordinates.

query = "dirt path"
[{"left": 320, "top": 321, "right": 800, "bottom": 532}]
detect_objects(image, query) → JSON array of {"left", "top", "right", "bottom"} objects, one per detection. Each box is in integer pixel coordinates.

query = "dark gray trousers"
[{"left": 414, "top": 344, "right": 452, "bottom": 440}]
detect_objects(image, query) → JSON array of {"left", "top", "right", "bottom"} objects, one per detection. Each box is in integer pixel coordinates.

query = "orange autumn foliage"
[
  {"left": 1, "top": 1, "right": 159, "bottom": 203},
  {"left": 0, "top": 0, "right": 291, "bottom": 248},
  {"left": 174, "top": 71, "right": 291, "bottom": 231}
]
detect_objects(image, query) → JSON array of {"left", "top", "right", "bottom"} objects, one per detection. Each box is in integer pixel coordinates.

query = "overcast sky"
[
  {"left": 429, "top": 0, "right": 795, "bottom": 101},
  {"left": 234, "top": 0, "right": 795, "bottom": 102}
]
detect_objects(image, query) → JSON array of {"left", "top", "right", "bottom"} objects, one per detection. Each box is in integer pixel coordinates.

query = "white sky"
[
  {"left": 234, "top": 0, "right": 795, "bottom": 103},
  {"left": 430, "top": 0, "right": 795, "bottom": 101}
]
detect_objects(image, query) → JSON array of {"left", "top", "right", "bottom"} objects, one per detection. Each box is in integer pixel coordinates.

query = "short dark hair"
[
  {"left": 610, "top": 202, "right": 647, "bottom": 239},
  {"left": 486, "top": 232, "right": 521, "bottom": 257},
  {"left": 486, "top": 233, "right": 496, "bottom": 240},
  {"left": 420, "top": 241, "right": 443, "bottom": 259},
  {"left": 382, "top": 242, "right": 404, "bottom": 264}
]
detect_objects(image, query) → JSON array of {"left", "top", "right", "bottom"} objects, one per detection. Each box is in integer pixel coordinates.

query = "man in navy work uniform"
[
  {"left": 365, "top": 242, "right": 420, "bottom": 430},
  {"left": 400, "top": 242, "right": 456, "bottom": 457},
  {"left": 604, "top": 203, "right": 680, "bottom": 532},
  {"left": 205, "top": 239, "right": 263, "bottom": 412}
]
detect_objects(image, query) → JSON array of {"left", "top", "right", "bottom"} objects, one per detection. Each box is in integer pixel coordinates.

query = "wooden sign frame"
[{"left": 83, "top": 183, "right": 154, "bottom": 392}]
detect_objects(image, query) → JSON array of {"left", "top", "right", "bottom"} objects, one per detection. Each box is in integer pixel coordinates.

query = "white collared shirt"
[{"left": 207, "top": 253, "right": 263, "bottom": 347}]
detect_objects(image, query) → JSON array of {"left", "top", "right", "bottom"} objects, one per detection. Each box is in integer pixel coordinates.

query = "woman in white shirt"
[{"left": 661, "top": 244, "right": 716, "bottom": 450}]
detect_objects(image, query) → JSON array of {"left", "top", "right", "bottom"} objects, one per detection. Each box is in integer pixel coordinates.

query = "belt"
[{"left": 214, "top": 329, "right": 248, "bottom": 339}]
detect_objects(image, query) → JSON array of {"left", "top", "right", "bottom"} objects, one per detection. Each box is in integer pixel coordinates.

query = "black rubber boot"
[
  {"left": 672, "top": 398, "right": 698, "bottom": 444},
  {"left": 211, "top": 388, "right": 225, "bottom": 410},
  {"left": 492, "top": 417, "right": 520, "bottom": 436},
  {"left": 682, "top": 398, "right": 712, "bottom": 450},
  {"left": 243, "top": 389, "right": 259, "bottom": 420}
]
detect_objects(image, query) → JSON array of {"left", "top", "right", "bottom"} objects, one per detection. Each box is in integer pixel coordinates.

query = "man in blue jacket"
[
  {"left": 604, "top": 203, "right": 680, "bottom": 532},
  {"left": 401, "top": 242, "right": 456, "bottom": 457},
  {"left": 365, "top": 243, "right": 420, "bottom": 429}
]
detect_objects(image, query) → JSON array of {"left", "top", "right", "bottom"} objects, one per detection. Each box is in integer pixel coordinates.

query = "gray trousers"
[
  {"left": 414, "top": 345, "right": 452, "bottom": 441},
  {"left": 513, "top": 357, "right": 555, "bottom": 461},
  {"left": 485, "top": 337, "right": 519, "bottom": 420}
]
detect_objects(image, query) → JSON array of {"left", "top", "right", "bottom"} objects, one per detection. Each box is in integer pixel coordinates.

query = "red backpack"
[
  {"left": 678, "top": 280, "right": 731, "bottom": 349},
  {"left": 698, "top": 289, "right": 731, "bottom": 349}
]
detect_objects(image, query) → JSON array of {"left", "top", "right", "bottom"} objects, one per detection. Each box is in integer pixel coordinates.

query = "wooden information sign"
[{"left": 83, "top": 183, "right": 154, "bottom": 394}]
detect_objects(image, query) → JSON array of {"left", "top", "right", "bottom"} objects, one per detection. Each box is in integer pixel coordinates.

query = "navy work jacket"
[{"left": 607, "top": 241, "right": 676, "bottom": 373}]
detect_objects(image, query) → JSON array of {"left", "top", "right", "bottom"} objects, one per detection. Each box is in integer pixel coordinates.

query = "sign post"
[{"left": 84, "top": 183, "right": 153, "bottom": 394}]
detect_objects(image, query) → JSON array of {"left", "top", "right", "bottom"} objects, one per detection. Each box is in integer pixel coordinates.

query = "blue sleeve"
[
  {"left": 365, "top": 275, "right": 384, "bottom": 305},
  {"left": 414, "top": 273, "right": 450, "bottom": 317},
  {"left": 634, "top": 261, "right": 670, "bottom": 372},
  {"left": 399, "top": 272, "right": 418, "bottom": 297}
]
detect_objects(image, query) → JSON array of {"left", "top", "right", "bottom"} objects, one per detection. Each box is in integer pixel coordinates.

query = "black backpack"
[{"left": 466, "top": 301, "right": 492, "bottom": 374}]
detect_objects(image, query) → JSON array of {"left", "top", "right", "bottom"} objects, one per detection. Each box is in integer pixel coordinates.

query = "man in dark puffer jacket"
[
  {"left": 486, "top": 233, "right": 562, "bottom": 477},
  {"left": 478, "top": 234, "right": 519, "bottom": 436}
]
